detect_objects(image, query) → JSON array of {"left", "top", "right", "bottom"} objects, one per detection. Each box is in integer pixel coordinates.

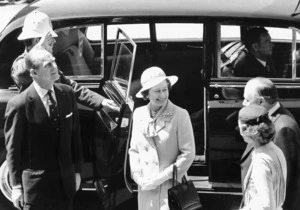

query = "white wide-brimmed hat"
[
  {"left": 18, "top": 11, "right": 58, "bottom": 40},
  {"left": 136, "top": 66, "right": 178, "bottom": 98}
]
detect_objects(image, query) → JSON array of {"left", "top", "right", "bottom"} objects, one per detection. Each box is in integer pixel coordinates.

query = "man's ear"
[
  {"left": 258, "top": 96, "right": 265, "bottom": 105},
  {"left": 29, "top": 69, "right": 38, "bottom": 78},
  {"left": 252, "top": 43, "right": 259, "bottom": 52},
  {"left": 32, "top": 38, "right": 40, "bottom": 46}
]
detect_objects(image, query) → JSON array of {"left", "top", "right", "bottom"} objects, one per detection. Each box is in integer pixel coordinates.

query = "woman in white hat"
[{"left": 129, "top": 66, "right": 195, "bottom": 210}]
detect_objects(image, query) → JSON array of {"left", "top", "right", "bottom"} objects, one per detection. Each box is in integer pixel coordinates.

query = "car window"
[
  {"left": 155, "top": 23, "right": 203, "bottom": 41},
  {"left": 53, "top": 27, "right": 102, "bottom": 77},
  {"left": 219, "top": 24, "right": 294, "bottom": 79},
  {"left": 86, "top": 24, "right": 150, "bottom": 41}
]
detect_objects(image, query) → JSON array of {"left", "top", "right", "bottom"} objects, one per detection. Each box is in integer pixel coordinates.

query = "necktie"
[
  {"left": 265, "top": 64, "right": 270, "bottom": 72},
  {"left": 47, "top": 90, "right": 59, "bottom": 120}
]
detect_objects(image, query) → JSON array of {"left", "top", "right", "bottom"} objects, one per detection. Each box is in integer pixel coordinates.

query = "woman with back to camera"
[
  {"left": 128, "top": 66, "right": 195, "bottom": 210},
  {"left": 239, "top": 104, "right": 287, "bottom": 210}
]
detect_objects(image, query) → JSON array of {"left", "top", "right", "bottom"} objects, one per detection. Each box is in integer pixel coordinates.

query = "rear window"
[
  {"left": 219, "top": 24, "right": 299, "bottom": 79},
  {"left": 155, "top": 23, "right": 203, "bottom": 41},
  {"left": 86, "top": 24, "right": 150, "bottom": 41}
]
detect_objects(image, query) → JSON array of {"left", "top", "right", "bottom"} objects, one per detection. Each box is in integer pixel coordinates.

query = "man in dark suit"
[
  {"left": 234, "top": 27, "right": 277, "bottom": 78},
  {"left": 241, "top": 77, "right": 300, "bottom": 210},
  {"left": 11, "top": 11, "right": 117, "bottom": 209},
  {"left": 4, "top": 46, "right": 83, "bottom": 210}
]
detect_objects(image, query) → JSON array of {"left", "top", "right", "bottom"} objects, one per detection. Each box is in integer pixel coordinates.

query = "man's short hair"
[
  {"left": 243, "top": 27, "right": 269, "bottom": 51},
  {"left": 25, "top": 46, "right": 49, "bottom": 71},
  {"left": 247, "top": 77, "right": 278, "bottom": 104}
]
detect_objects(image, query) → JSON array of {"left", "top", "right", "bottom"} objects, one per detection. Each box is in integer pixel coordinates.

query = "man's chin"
[{"left": 53, "top": 74, "right": 60, "bottom": 82}]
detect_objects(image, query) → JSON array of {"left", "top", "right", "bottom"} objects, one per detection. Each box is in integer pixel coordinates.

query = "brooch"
[{"left": 161, "top": 112, "right": 173, "bottom": 121}]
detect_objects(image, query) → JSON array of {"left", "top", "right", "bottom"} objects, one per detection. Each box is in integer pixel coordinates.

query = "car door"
[
  {"left": 99, "top": 28, "right": 137, "bottom": 178},
  {"left": 207, "top": 22, "right": 300, "bottom": 194}
]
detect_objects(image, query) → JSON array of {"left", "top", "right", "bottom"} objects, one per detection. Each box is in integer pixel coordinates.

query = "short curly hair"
[{"left": 239, "top": 116, "right": 275, "bottom": 145}]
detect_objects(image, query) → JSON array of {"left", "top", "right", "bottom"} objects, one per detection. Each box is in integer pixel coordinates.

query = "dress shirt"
[
  {"left": 33, "top": 81, "right": 57, "bottom": 116},
  {"left": 256, "top": 58, "right": 267, "bottom": 67}
]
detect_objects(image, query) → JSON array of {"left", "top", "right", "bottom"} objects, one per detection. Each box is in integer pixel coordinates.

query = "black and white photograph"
[{"left": 1, "top": 0, "right": 300, "bottom": 209}]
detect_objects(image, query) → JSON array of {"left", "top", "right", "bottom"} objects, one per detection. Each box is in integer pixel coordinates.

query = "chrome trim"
[
  {"left": 210, "top": 83, "right": 300, "bottom": 89},
  {"left": 209, "top": 100, "right": 300, "bottom": 108},
  {"left": 197, "top": 191, "right": 242, "bottom": 195}
]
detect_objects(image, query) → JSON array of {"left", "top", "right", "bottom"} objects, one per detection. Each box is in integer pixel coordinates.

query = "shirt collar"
[
  {"left": 256, "top": 58, "right": 266, "bottom": 67},
  {"left": 268, "top": 102, "right": 280, "bottom": 117},
  {"left": 33, "top": 81, "right": 54, "bottom": 99}
]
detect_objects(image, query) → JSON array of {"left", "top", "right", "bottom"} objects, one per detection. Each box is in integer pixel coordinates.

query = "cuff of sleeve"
[{"left": 12, "top": 185, "right": 22, "bottom": 190}]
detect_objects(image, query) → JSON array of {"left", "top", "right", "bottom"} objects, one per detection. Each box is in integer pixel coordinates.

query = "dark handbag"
[{"left": 168, "top": 164, "right": 202, "bottom": 210}]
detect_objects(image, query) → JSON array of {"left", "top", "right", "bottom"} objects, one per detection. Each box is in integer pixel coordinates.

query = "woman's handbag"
[{"left": 168, "top": 164, "right": 202, "bottom": 210}]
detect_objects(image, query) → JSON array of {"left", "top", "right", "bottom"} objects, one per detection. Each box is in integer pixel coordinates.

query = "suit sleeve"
[
  {"left": 70, "top": 89, "right": 83, "bottom": 173},
  {"left": 59, "top": 71, "right": 105, "bottom": 110},
  {"left": 274, "top": 127, "right": 300, "bottom": 210},
  {"left": 4, "top": 98, "right": 26, "bottom": 187}
]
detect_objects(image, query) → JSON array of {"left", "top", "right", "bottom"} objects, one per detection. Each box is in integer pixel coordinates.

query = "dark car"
[{"left": 1, "top": 0, "right": 300, "bottom": 209}]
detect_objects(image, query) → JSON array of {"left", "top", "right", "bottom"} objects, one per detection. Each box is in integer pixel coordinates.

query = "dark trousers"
[{"left": 23, "top": 200, "right": 73, "bottom": 210}]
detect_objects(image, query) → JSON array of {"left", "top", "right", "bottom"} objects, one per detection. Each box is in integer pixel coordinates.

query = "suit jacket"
[
  {"left": 129, "top": 100, "right": 195, "bottom": 210},
  {"left": 241, "top": 105, "right": 300, "bottom": 210},
  {"left": 234, "top": 51, "right": 276, "bottom": 78},
  {"left": 4, "top": 83, "right": 83, "bottom": 204}
]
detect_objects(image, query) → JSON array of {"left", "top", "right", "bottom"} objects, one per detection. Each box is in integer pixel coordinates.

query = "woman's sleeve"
[
  {"left": 175, "top": 109, "right": 196, "bottom": 177},
  {"left": 244, "top": 157, "right": 275, "bottom": 210},
  {"left": 128, "top": 110, "right": 141, "bottom": 176}
]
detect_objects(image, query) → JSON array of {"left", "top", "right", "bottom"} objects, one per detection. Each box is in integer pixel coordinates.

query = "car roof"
[
  {"left": 1, "top": 0, "right": 300, "bottom": 41},
  {"left": 21, "top": 0, "right": 300, "bottom": 19}
]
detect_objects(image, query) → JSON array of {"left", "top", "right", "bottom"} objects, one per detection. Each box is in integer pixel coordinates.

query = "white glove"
[
  {"left": 11, "top": 187, "right": 23, "bottom": 210},
  {"left": 141, "top": 171, "right": 169, "bottom": 191},
  {"left": 101, "top": 99, "right": 120, "bottom": 112},
  {"left": 132, "top": 172, "right": 145, "bottom": 187},
  {"left": 75, "top": 173, "right": 81, "bottom": 191}
]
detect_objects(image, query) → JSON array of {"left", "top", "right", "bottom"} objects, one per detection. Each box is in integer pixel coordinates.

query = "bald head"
[{"left": 243, "top": 77, "right": 278, "bottom": 108}]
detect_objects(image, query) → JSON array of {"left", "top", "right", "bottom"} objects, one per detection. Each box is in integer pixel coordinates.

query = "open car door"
[{"left": 96, "top": 28, "right": 137, "bottom": 180}]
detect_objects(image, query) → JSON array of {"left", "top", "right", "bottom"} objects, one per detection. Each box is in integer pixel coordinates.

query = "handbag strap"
[
  {"left": 172, "top": 164, "right": 189, "bottom": 187},
  {"left": 172, "top": 164, "right": 178, "bottom": 187}
]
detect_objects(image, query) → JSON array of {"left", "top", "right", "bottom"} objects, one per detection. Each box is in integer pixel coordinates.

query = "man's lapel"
[
  {"left": 53, "top": 84, "right": 66, "bottom": 119},
  {"left": 27, "top": 84, "right": 48, "bottom": 122},
  {"left": 269, "top": 104, "right": 282, "bottom": 123},
  {"left": 241, "top": 144, "right": 253, "bottom": 163}
]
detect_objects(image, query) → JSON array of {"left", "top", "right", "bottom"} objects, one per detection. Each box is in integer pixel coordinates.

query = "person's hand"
[
  {"left": 35, "top": 32, "right": 54, "bottom": 53},
  {"left": 101, "top": 99, "right": 120, "bottom": 112},
  {"left": 132, "top": 172, "right": 145, "bottom": 187},
  {"left": 141, "top": 172, "right": 169, "bottom": 191},
  {"left": 75, "top": 173, "right": 81, "bottom": 191},
  {"left": 11, "top": 187, "right": 23, "bottom": 210},
  {"left": 132, "top": 172, "right": 156, "bottom": 191}
]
